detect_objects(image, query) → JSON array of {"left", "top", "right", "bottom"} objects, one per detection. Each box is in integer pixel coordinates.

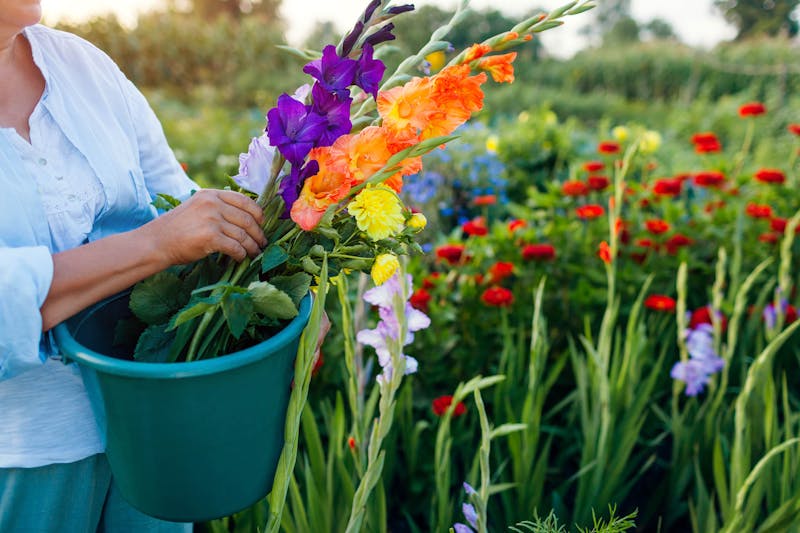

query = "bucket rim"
[{"left": 53, "top": 291, "right": 312, "bottom": 379}]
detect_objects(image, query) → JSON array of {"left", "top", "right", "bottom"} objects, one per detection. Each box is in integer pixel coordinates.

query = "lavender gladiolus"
[
  {"left": 232, "top": 132, "right": 276, "bottom": 195},
  {"left": 267, "top": 94, "right": 326, "bottom": 165},
  {"left": 672, "top": 323, "right": 724, "bottom": 396},
  {"left": 355, "top": 45, "right": 386, "bottom": 99},
  {"left": 303, "top": 45, "right": 358, "bottom": 97}
]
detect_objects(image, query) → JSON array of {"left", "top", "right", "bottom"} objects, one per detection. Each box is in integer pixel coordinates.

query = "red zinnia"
[
  {"left": 562, "top": 180, "right": 589, "bottom": 196},
  {"left": 759, "top": 232, "right": 780, "bottom": 244},
  {"left": 508, "top": 219, "right": 526, "bottom": 232},
  {"left": 689, "top": 306, "right": 728, "bottom": 331},
  {"left": 473, "top": 194, "right": 497, "bottom": 206},
  {"left": 587, "top": 175, "right": 611, "bottom": 191},
  {"left": 691, "top": 132, "right": 719, "bottom": 145},
  {"left": 695, "top": 139, "right": 722, "bottom": 154},
  {"left": 409, "top": 288, "right": 432, "bottom": 313},
  {"left": 488, "top": 261, "right": 515, "bottom": 283},
  {"left": 754, "top": 168, "right": 786, "bottom": 184},
  {"left": 653, "top": 178, "right": 682, "bottom": 196},
  {"left": 422, "top": 272, "right": 441, "bottom": 289},
  {"left": 576, "top": 204, "right": 605, "bottom": 219},
  {"left": 789, "top": 124, "right": 800, "bottom": 136},
  {"left": 432, "top": 395, "right": 467, "bottom": 417},
  {"left": 436, "top": 244, "right": 466, "bottom": 265},
  {"left": 665, "top": 233, "right": 693, "bottom": 255},
  {"left": 582, "top": 161, "right": 605, "bottom": 173},
  {"left": 462, "top": 217, "right": 488, "bottom": 236},
  {"left": 771, "top": 217, "right": 787, "bottom": 233},
  {"left": 694, "top": 171, "right": 726, "bottom": 188},
  {"left": 645, "top": 294, "right": 677, "bottom": 313},
  {"left": 739, "top": 102, "right": 766, "bottom": 117},
  {"left": 481, "top": 286, "right": 514, "bottom": 307},
  {"left": 645, "top": 219, "right": 670, "bottom": 235},
  {"left": 745, "top": 203, "right": 773, "bottom": 219},
  {"left": 522, "top": 243, "right": 556, "bottom": 261},
  {"left": 598, "top": 141, "right": 621, "bottom": 154}
]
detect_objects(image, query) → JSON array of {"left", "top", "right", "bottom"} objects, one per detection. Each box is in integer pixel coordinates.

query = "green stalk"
[
  {"left": 186, "top": 261, "right": 235, "bottom": 362},
  {"left": 732, "top": 119, "right": 754, "bottom": 180},
  {"left": 474, "top": 388, "right": 491, "bottom": 533}
]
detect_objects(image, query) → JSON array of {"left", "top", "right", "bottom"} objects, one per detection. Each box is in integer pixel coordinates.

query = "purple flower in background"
[
  {"left": 462, "top": 503, "right": 478, "bottom": 530},
  {"left": 303, "top": 45, "right": 358, "bottom": 97},
  {"left": 355, "top": 45, "right": 386, "bottom": 99},
  {"left": 453, "top": 525, "right": 474, "bottom": 533},
  {"left": 671, "top": 359, "right": 712, "bottom": 397},
  {"left": 267, "top": 94, "right": 326, "bottom": 165},
  {"left": 232, "top": 132, "right": 275, "bottom": 195},
  {"left": 463, "top": 482, "right": 477, "bottom": 496},
  {"left": 672, "top": 323, "right": 724, "bottom": 396},
  {"left": 364, "top": 23, "right": 396, "bottom": 47},
  {"left": 310, "top": 83, "right": 352, "bottom": 147},
  {"left": 279, "top": 160, "right": 319, "bottom": 217}
]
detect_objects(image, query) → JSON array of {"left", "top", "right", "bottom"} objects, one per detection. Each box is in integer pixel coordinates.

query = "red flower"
[
  {"left": 652, "top": 178, "right": 682, "bottom": 196},
  {"left": 409, "top": 289, "right": 432, "bottom": 313},
  {"left": 745, "top": 203, "right": 773, "bottom": 219},
  {"left": 576, "top": 204, "right": 605, "bottom": 219},
  {"left": 481, "top": 286, "right": 514, "bottom": 307},
  {"left": 488, "top": 261, "right": 515, "bottom": 283},
  {"left": 436, "top": 244, "right": 466, "bottom": 265},
  {"left": 587, "top": 175, "right": 610, "bottom": 191},
  {"left": 739, "top": 102, "right": 766, "bottom": 117},
  {"left": 598, "top": 141, "right": 621, "bottom": 154},
  {"left": 787, "top": 305, "right": 799, "bottom": 324},
  {"left": 759, "top": 232, "right": 780, "bottom": 244},
  {"left": 562, "top": 180, "right": 589, "bottom": 196},
  {"left": 473, "top": 194, "right": 497, "bottom": 206},
  {"left": 422, "top": 272, "right": 441, "bottom": 289},
  {"left": 462, "top": 217, "right": 488, "bottom": 236},
  {"left": 694, "top": 171, "right": 726, "bottom": 188},
  {"left": 665, "top": 233, "right": 693, "bottom": 255},
  {"left": 508, "top": 219, "right": 526, "bottom": 232},
  {"left": 704, "top": 200, "right": 726, "bottom": 213},
  {"left": 432, "top": 395, "right": 467, "bottom": 417},
  {"left": 636, "top": 237, "right": 654, "bottom": 248},
  {"left": 582, "top": 161, "right": 605, "bottom": 173},
  {"left": 522, "top": 243, "right": 556, "bottom": 261},
  {"left": 312, "top": 349, "right": 324, "bottom": 376},
  {"left": 754, "top": 168, "right": 786, "bottom": 184},
  {"left": 348, "top": 436, "right": 357, "bottom": 450},
  {"left": 691, "top": 132, "right": 719, "bottom": 145},
  {"left": 690, "top": 306, "right": 728, "bottom": 331},
  {"left": 597, "top": 241, "right": 613, "bottom": 264},
  {"left": 771, "top": 217, "right": 787, "bottom": 232},
  {"left": 645, "top": 219, "right": 671, "bottom": 235},
  {"left": 645, "top": 294, "right": 676, "bottom": 313},
  {"left": 180, "top": 161, "right": 189, "bottom": 172},
  {"left": 789, "top": 124, "right": 800, "bottom": 136},
  {"left": 695, "top": 140, "right": 722, "bottom": 154}
]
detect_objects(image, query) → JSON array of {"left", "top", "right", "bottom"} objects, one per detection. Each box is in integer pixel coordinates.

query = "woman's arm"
[{"left": 40, "top": 189, "right": 268, "bottom": 331}]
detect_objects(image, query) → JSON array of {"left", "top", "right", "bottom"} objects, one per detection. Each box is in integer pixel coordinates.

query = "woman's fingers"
[
  {"left": 220, "top": 222, "right": 261, "bottom": 259},
  {"left": 214, "top": 233, "right": 249, "bottom": 262},
  {"left": 217, "top": 190, "right": 265, "bottom": 226},
  {"left": 219, "top": 202, "right": 267, "bottom": 248}
]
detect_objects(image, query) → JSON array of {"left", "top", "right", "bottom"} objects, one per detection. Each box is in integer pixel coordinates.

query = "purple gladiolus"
[
  {"left": 303, "top": 45, "right": 358, "bottom": 97},
  {"left": 387, "top": 4, "right": 415, "bottom": 15},
  {"left": 267, "top": 94, "right": 326, "bottom": 165},
  {"left": 232, "top": 132, "right": 275, "bottom": 195},
  {"left": 672, "top": 323, "right": 724, "bottom": 396},
  {"left": 279, "top": 160, "right": 319, "bottom": 217},
  {"left": 462, "top": 503, "right": 478, "bottom": 530},
  {"left": 364, "top": 23, "right": 396, "bottom": 47},
  {"left": 671, "top": 359, "right": 712, "bottom": 397},
  {"left": 310, "top": 83, "right": 352, "bottom": 147},
  {"left": 355, "top": 45, "right": 386, "bottom": 99},
  {"left": 341, "top": 20, "right": 365, "bottom": 57},
  {"left": 362, "top": 0, "right": 382, "bottom": 22},
  {"left": 453, "top": 525, "right": 474, "bottom": 533}
]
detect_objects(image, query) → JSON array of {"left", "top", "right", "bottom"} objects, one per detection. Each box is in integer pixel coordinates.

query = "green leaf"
[
  {"left": 151, "top": 193, "right": 182, "bottom": 212},
  {"left": 134, "top": 324, "right": 176, "bottom": 362},
  {"left": 129, "top": 271, "right": 188, "bottom": 325},
  {"left": 261, "top": 245, "right": 289, "bottom": 274},
  {"left": 270, "top": 273, "right": 312, "bottom": 307},
  {"left": 222, "top": 292, "right": 254, "bottom": 339},
  {"left": 249, "top": 281, "right": 298, "bottom": 320},
  {"left": 169, "top": 294, "right": 222, "bottom": 330}
]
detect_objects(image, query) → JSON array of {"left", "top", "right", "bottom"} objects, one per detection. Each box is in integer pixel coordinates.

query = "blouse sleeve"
[{"left": 0, "top": 246, "right": 53, "bottom": 380}]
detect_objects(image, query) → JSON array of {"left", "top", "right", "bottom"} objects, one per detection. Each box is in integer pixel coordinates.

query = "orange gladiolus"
[
  {"left": 291, "top": 147, "right": 353, "bottom": 230},
  {"left": 477, "top": 52, "right": 517, "bottom": 83},
  {"left": 463, "top": 43, "right": 492, "bottom": 63},
  {"left": 422, "top": 65, "right": 487, "bottom": 140},
  {"left": 377, "top": 76, "right": 436, "bottom": 138}
]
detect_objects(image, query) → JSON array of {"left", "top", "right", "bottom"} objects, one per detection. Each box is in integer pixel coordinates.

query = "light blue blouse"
[{"left": 0, "top": 25, "right": 197, "bottom": 467}]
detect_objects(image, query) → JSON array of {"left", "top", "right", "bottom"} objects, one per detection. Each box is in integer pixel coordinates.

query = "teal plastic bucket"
[{"left": 53, "top": 291, "right": 312, "bottom": 523}]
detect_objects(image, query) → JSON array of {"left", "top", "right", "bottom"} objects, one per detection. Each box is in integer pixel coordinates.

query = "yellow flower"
[
  {"left": 407, "top": 212, "right": 427, "bottom": 230},
  {"left": 544, "top": 110, "right": 557, "bottom": 126},
  {"left": 371, "top": 254, "right": 400, "bottom": 285},
  {"left": 348, "top": 186, "right": 405, "bottom": 241},
  {"left": 640, "top": 130, "right": 662, "bottom": 154},
  {"left": 425, "top": 50, "right": 446, "bottom": 73},
  {"left": 485, "top": 135, "right": 499, "bottom": 153},
  {"left": 612, "top": 126, "right": 630, "bottom": 143},
  {"left": 518, "top": 111, "right": 530, "bottom": 123}
]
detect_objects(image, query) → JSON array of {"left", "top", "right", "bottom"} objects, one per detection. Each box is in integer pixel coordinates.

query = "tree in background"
[
  {"left": 190, "top": 0, "right": 283, "bottom": 23},
  {"left": 715, "top": 0, "right": 800, "bottom": 39},
  {"left": 642, "top": 18, "right": 678, "bottom": 41}
]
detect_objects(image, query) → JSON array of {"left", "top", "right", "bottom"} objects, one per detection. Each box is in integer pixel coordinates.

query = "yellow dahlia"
[
  {"left": 348, "top": 186, "right": 405, "bottom": 241},
  {"left": 371, "top": 254, "right": 400, "bottom": 286}
]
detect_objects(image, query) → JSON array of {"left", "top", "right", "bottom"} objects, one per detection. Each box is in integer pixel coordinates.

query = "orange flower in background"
[
  {"left": 462, "top": 216, "right": 488, "bottom": 236},
  {"left": 576, "top": 204, "right": 605, "bottom": 219},
  {"left": 582, "top": 161, "right": 605, "bottom": 172},
  {"left": 473, "top": 194, "right": 497, "bottom": 206},
  {"left": 432, "top": 395, "right": 467, "bottom": 417},
  {"left": 745, "top": 203, "right": 773, "bottom": 219},
  {"left": 789, "top": 124, "right": 800, "bottom": 136},
  {"left": 694, "top": 171, "right": 726, "bottom": 188},
  {"left": 645, "top": 219, "right": 670, "bottom": 235},
  {"left": 652, "top": 178, "right": 682, "bottom": 196},
  {"left": 587, "top": 175, "right": 610, "bottom": 191},
  {"left": 754, "top": 168, "right": 786, "bottom": 184},
  {"left": 489, "top": 261, "right": 515, "bottom": 283},
  {"left": 481, "top": 286, "right": 514, "bottom": 307},
  {"left": 562, "top": 180, "right": 589, "bottom": 196},
  {"left": 508, "top": 219, "right": 526, "bottom": 232},
  {"left": 645, "top": 295, "right": 677, "bottom": 313},
  {"left": 597, "top": 241, "right": 613, "bottom": 264},
  {"left": 522, "top": 243, "right": 556, "bottom": 261},
  {"left": 291, "top": 147, "right": 352, "bottom": 230},
  {"left": 739, "top": 102, "right": 766, "bottom": 117},
  {"left": 477, "top": 52, "right": 517, "bottom": 83},
  {"left": 463, "top": 43, "right": 492, "bottom": 63},
  {"left": 598, "top": 141, "right": 621, "bottom": 154}
]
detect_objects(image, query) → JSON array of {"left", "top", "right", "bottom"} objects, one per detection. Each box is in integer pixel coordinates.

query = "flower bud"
[
  {"left": 371, "top": 254, "right": 400, "bottom": 285},
  {"left": 407, "top": 212, "right": 427, "bottom": 230}
]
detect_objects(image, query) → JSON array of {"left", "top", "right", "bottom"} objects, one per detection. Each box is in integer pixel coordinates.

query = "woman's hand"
[{"left": 143, "top": 189, "right": 268, "bottom": 266}]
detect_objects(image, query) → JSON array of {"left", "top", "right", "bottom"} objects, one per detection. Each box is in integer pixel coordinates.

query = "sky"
[{"left": 41, "top": 0, "right": 738, "bottom": 58}]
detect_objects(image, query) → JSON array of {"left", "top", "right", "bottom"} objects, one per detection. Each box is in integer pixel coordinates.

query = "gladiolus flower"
[
  {"left": 371, "top": 254, "right": 400, "bottom": 285},
  {"left": 508, "top": 219, "right": 526, "bottom": 232},
  {"left": 432, "top": 395, "right": 466, "bottom": 417},
  {"left": 473, "top": 194, "right": 497, "bottom": 206},
  {"left": 745, "top": 203, "right": 773, "bottom": 219},
  {"left": 488, "top": 261, "right": 514, "bottom": 283},
  {"left": 597, "top": 241, "right": 612, "bottom": 264},
  {"left": 763, "top": 301, "right": 798, "bottom": 328},
  {"left": 481, "top": 286, "right": 514, "bottom": 307},
  {"left": 561, "top": 180, "right": 589, "bottom": 196},
  {"left": 522, "top": 243, "right": 555, "bottom": 261},
  {"left": 694, "top": 171, "right": 726, "bottom": 188},
  {"left": 754, "top": 168, "right": 786, "bottom": 184},
  {"left": 436, "top": 244, "right": 465, "bottom": 265},
  {"left": 598, "top": 141, "right": 621, "bottom": 154},
  {"left": 462, "top": 217, "right": 488, "bottom": 236},
  {"left": 267, "top": 94, "right": 327, "bottom": 165},
  {"left": 739, "top": 102, "right": 766, "bottom": 117},
  {"left": 463, "top": 43, "right": 492, "bottom": 63},
  {"left": 645, "top": 295, "right": 676, "bottom": 313},
  {"left": 477, "top": 52, "right": 517, "bottom": 83},
  {"left": 789, "top": 124, "right": 800, "bottom": 136},
  {"left": 576, "top": 204, "right": 605, "bottom": 219},
  {"left": 303, "top": 45, "right": 358, "bottom": 97},
  {"left": 645, "top": 219, "right": 670, "bottom": 235},
  {"left": 349, "top": 186, "right": 405, "bottom": 240},
  {"left": 409, "top": 288, "right": 432, "bottom": 313},
  {"left": 587, "top": 175, "right": 610, "bottom": 191},
  {"left": 652, "top": 178, "right": 682, "bottom": 196},
  {"left": 582, "top": 161, "right": 605, "bottom": 173}
]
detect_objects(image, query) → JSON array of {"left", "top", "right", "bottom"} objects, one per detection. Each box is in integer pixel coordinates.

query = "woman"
[{"left": 0, "top": 1, "right": 268, "bottom": 530}]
